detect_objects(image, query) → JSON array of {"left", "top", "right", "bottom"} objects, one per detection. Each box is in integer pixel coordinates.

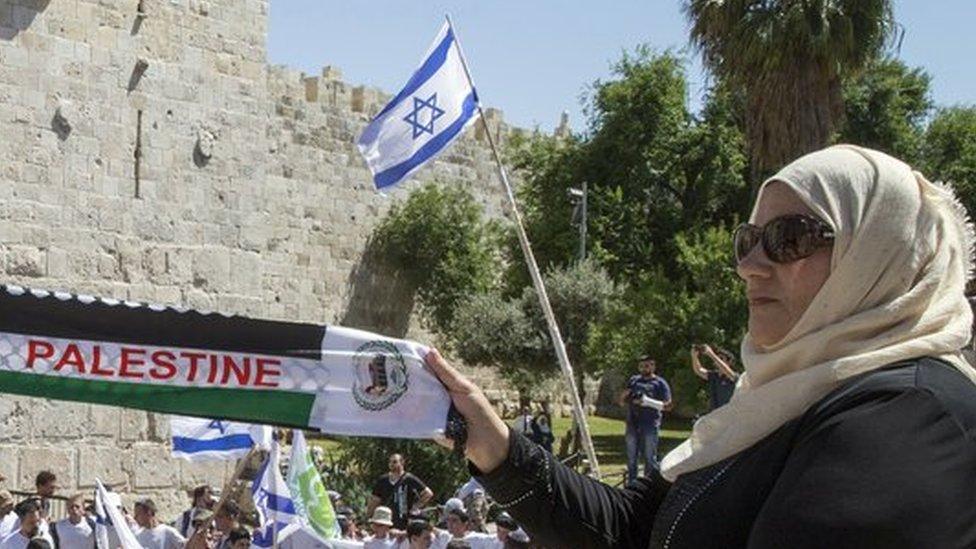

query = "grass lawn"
[{"left": 551, "top": 415, "right": 692, "bottom": 485}]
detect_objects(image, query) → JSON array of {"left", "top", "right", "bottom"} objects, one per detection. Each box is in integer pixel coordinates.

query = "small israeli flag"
[
  {"left": 170, "top": 416, "right": 273, "bottom": 462},
  {"left": 252, "top": 441, "right": 302, "bottom": 547},
  {"left": 357, "top": 21, "right": 480, "bottom": 189}
]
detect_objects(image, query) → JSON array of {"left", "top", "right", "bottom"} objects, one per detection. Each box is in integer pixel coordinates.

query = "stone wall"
[{"left": 0, "top": 0, "right": 585, "bottom": 517}]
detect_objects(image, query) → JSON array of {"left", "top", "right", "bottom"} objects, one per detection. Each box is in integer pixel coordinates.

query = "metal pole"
[
  {"left": 187, "top": 446, "right": 258, "bottom": 548},
  {"left": 579, "top": 180, "right": 587, "bottom": 262},
  {"left": 446, "top": 14, "right": 601, "bottom": 478}
]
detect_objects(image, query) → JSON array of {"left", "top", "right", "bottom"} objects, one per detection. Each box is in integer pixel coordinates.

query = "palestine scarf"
[{"left": 0, "top": 284, "right": 457, "bottom": 440}]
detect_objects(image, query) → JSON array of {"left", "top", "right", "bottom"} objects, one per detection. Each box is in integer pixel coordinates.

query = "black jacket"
[{"left": 476, "top": 357, "right": 976, "bottom": 548}]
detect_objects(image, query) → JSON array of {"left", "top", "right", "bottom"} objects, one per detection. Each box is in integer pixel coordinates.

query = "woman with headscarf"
[{"left": 425, "top": 145, "right": 976, "bottom": 548}]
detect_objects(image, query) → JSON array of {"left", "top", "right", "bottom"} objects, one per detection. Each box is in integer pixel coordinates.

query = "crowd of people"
[
  {"left": 0, "top": 455, "right": 533, "bottom": 549},
  {"left": 0, "top": 471, "right": 250, "bottom": 549},
  {"left": 334, "top": 451, "right": 531, "bottom": 548}
]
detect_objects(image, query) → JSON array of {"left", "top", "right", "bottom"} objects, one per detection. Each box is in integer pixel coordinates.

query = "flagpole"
[
  {"left": 187, "top": 446, "right": 258, "bottom": 549},
  {"left": 445, "top": 14, "right": 601, "bottom": 479}
]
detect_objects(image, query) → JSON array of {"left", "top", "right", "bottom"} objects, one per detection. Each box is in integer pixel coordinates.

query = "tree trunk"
[{"left": 746, "top": 61, "right": 844, "bottom": 179}]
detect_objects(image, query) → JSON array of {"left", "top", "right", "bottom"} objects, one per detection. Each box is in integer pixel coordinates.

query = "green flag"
[{"left": 287, "top": 430, "right": 339, "bottom": 539}]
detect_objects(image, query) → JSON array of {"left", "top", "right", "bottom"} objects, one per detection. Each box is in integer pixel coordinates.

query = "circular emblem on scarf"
[{"left": 352, "top": 340, "right": 409, "bottom": 411}]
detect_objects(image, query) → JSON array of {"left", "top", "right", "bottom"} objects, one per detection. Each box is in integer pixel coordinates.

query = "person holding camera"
[
  {"left": 616, "top": 355, "right": 672, "bottom": 485},
  {"left": 691, "top": 344, "right": 740, "bottom": 410}
]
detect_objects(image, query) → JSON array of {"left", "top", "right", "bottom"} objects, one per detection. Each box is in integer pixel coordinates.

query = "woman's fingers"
[
  {"left": 425, "top": 347, "right": 511, "bottom": 472},
  {"left": 432, "top": 435, "right": 455, "bottom": 450},
  {"left": 425, "top": 348, "right": 475, "bottom": 393}
]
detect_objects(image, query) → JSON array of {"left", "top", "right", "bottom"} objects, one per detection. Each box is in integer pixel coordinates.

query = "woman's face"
[{"left": 737, "top": 182, "right": 832, "bottom": 347}]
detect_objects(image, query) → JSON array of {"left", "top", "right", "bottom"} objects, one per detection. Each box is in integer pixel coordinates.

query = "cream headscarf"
[{"left": 660, "top": 144, "right": 976, "bottom": 481}]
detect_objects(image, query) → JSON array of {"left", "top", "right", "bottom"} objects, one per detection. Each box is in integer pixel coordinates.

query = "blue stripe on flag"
[
  {"left": 172, "top": 434, "right": 254, "bottom": 453},
  {"left": 252, "top": 521, "right": 292, "bottom": 548},
  {"left": 264, "top": 492, "right": 297, "bottom": 515},
  {"left": 373, "top": 91, "right": 479, "bottom": 189},
  {"left": 373, "top": 28, "right": 455, "bottom": 121}
]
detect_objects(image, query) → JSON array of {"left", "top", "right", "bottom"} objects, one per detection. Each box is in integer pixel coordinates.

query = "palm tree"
[{"left": 685, "top": 0, "right": 896, "bottom": 177}]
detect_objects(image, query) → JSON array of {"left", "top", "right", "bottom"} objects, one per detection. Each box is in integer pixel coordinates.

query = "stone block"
[
  {"left": 77, "top": 445, "right": 130, "bottom": 488},
  {"left": 0, "top": 397, "right": 30, "bottom": 443},
  {"left": 33, "top": 400, "right": 88, "bottom": 439},
  {"left": 321, "top": 65, "right": 342, "bottom": 81},
  {"left": 146, "top": 413, "right": 168, "bottom": 443},
  {"left": 19, "top": 448, "right": 75, "bottom": 491},
  {"left": 4, "top": 246, "right": 45, "bottom": 276},
  {"left": 46, "top": 247, "right": 68, "bottom": 278},
  {"left": 191, "top": 247, "right": 230, "bottom": 291},
  {"left": 132, "top": 445, "right": 178, "bottom": 489},
  {"left": 119, "top": 409, "right": 149, "bottom": 442},
  {"left": 0, "top": 446, "right": 19, "bottom": 490},
  {"left": 179, "top": 460, "right": 227, "bottom": 490},
  {"left": 89, "top": 404, "right": 120, "bottom": 438},
  {"left": 303, "top": 76, "right": 319, "bottom": 102}
]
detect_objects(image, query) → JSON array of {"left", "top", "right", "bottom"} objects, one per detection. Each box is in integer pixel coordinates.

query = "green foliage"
[
  {"left": 451, "top": 291, "right": 547, "bottom": 395},
  {"left": 509, "top": 49, "right": 750, "bottom": 285},
  {"left": 582, "top": 50, "right": 750, "bottom": 278},
  {"left": 837, "top": 58, "right": 932, "bottom": 163},
  {"left": 921, "top": 106, "right": 976, "bottom": 216},
  {"left": 451, "top": 261, "right": 616, "bottom": 396},
  {"left": 503, "top": 134, "right": 583, "bottom": 292},
  {"left": 335, "top": 437, "right": 468, "bottom": 506},
  {"left": 501, "top": 49, "right": 750, "bottom": 412},
  {"left": 317, "top": 450, "right": 372, "bottom": 514},
  {"left": 521, "top": 259, "right": 617, "bottom": 365},
  {"left": 587, "top": 225, "right": 746, "bottom": 413},
  {"left": 371, "top": 183, "right": 499, "bottom": 333}
]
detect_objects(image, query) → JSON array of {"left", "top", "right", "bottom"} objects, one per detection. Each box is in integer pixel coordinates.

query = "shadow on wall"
[
  {"left": 339, "top": 235, "right": 418, "bottom": 338},
  {"left": 0, "top": 1, "right": 52, "bottom": 41}
]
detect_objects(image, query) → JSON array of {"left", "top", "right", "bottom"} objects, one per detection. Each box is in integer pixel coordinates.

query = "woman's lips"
[{"left": 748, "top": 296, "right": 777, "bottom": 306}]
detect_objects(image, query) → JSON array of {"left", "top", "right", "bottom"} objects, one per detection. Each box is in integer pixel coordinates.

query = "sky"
[{"left": 268, "top": 1, "right": 975, "bottom": 134}]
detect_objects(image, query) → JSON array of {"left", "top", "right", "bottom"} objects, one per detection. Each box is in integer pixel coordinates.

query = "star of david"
[
  {"left": 403, "top": 93, "right": 446, "bottom": 139},
  {"left": 208, "top": 419, "right": 227, "bottom": 434}
]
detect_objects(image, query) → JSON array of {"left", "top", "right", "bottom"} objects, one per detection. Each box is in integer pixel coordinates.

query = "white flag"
[
  {"left": 357, "top": 21, "right": 480, "bottom": 189},
  {"left": 94, "top": 479, "right": 141, "bottom": 549},
  {"left": 170, "top": 416, "right": 273, "bottom": 462}
]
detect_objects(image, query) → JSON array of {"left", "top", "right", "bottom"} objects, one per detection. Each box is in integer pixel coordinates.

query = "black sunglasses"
[{"left": 733, "top": 214, "right": 834, "bottom": 264}]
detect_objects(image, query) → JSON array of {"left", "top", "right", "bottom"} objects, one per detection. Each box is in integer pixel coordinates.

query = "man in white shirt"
[
  {"left": 400, "top": 519, "right": 451, "bottom": 549},
  {"left": 0, "top": 492, "right": 17, "bottom": 541},
  {"left": 50, "top": 494, "right": 95, "bottom": 549},
  {"left": 133, "top": 499, "right": 186, "bottom": 549},
  {"left": 0, "top": 499, "right": 54, "bottom": 549},
  {"left": 443, "top": 509, "right": 499, "bottom": 549}
]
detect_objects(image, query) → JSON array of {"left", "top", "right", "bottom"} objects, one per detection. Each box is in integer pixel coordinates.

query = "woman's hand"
[{"left": 425, "top": 348, "right": 510, "bottom": 474}]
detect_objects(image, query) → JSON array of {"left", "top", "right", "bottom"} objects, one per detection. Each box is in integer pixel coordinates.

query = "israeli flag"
[
  {"left": 357, "top": 21, "right": 480, "bottom": 189},
  {"left": 170, "top": 416, "right": 273, "bottom": 462},
  {"left": 252, "top": 441, "right": 302, "bottom": 548}
]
